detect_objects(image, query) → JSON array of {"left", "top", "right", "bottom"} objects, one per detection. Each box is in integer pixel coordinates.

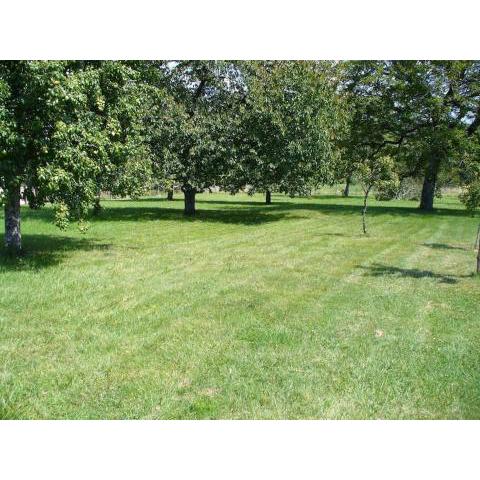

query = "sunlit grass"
[{"left": 1, "top": 190, "right": 479, "bottom": 418}]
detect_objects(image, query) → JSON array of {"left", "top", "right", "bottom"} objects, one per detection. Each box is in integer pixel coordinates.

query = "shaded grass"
[{"left": 1, "top": 191, "right": 479, "bottom": 419}]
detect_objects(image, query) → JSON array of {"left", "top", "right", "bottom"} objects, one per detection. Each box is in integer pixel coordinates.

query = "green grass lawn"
[{"left": 1, "top": 191, "right": 479, "bottom": 419}]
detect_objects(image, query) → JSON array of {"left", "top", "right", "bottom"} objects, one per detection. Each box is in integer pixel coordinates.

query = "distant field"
[{"left": 1, "top": 191, "right": 479, "bottom": 419}]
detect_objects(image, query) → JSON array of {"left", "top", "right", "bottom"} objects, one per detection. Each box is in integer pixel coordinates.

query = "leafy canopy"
[{"left": 0, "top": 61, "right": 152, "bottom": 228}]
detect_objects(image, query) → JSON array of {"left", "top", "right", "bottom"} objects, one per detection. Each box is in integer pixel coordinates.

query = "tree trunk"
[
  {"left": 476, "top": 224, "right": 480, "bottom": 274},
  {"left": 265, "top": 190, "right": 272, "bottom": 205},
  {"left": 343, "top": 175, "right": 351, "bottom": 197},
  {"left": 183, "top": 186, "right": 196, "bottom": 215},
  {"left": 93, "top": 195, "right": 102, "bottom": 216},
  {"left": 477, "top": 243, "right": 480, "bottom": 275},
  {"left": 362, "top": 189, "right": 370, "bottom": 235},
  {"left": 4, "top": 184, "right": 22, "bottom": 253},
  {"left": 167, "top": 189, "right": 174, "bottom": 201},
  {"left": 419, "top": 156, "right": 440, "bottom": 211}
]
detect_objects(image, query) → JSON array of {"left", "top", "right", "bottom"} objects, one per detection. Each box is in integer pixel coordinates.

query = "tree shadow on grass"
[
  {"left": 0, "top": 204, "right": 300, "bottom": 272},
  {"left": 12, "top": 194, "right": 472, "bottom": 229},
  {"left": 271, "top": 201, "right": 470, "bottom": 219},
  {"left": 191, "top": 194, "right": 471, "bottom": 218},
  {"left": 90, "top": 196, "right": 470, "bottom": 226},
  {"left": 422, "top": 242, "right": 469, "bottom": 251},
  {"left": 0, "top": 235, "right": 112, "bottom": 272},
  {"left": 360, "top": 262, "right": 471, "bottom": 284},
  {"left": 90, "top": 206, "right": 298, "bottom": 226}
]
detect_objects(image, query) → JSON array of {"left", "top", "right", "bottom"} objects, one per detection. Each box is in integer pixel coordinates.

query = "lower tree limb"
[
  {"left": 4, "top": 184, "right": 22, "bottom": 253},
  {"left": 266, "top": 190, "right": 272, "bottom": 205}
]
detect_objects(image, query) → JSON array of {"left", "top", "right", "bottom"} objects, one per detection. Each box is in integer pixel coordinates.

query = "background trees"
[
  {"left": 389, "top": 61, "right": 480, "bottom": 211},
  {"left": 2, "top": 59, "right": 480, "bottom": 254},
  {"left": 339, "top": 60, "right": 480, "bottom": 212}
]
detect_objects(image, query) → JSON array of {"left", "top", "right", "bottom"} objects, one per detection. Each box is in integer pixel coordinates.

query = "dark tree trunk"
[
  {"left": 265, "top": 190, "right": 272, "bottom": 205},
  {"left": 4, "top": 184, "right": 22, "bottom": 253},
  {"left": 419, "top": 177, "right": 436, "bottom": 211},
  {"left": 167, "top": 189, "right": 174, "bottom": 201},
  {"left": 419, "top": 156, "right": 440, "bottom": 211},
  {"left": 183, "top": 186, "right": 196, "bottom": 215},
  {"left": 476, "top": 225, "right": 480, "bottom": 274},
  {"left": 343, "top": 175, "right": 351, "bottom": 197},
  {"left": 477, "top": 243, "right": 480, "bottom": 275}
]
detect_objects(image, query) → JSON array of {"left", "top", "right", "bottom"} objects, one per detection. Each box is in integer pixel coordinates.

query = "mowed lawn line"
[
  {"left": 319, "top": 219, "right": 480, "bottom": 419},
  {"left": 138, "top": 199, "right": 436, "bottom": 416},
  {"left": 307, "top": 220, "right": 449, "bottom": 418},
  {"left": 175, "top": 216, "right": 432, "bottom": 417},
  {"left": 0, "top": 195, "right": 462, "bottom": 416},
  {"left": 23, "top": 199, "right": 368, "bottom": 416},
  {"left": 1, "top": 194, "right": 398, "bottom": 416},
  {"left": 1, "top": 193, "right": 479, "bottom": 418},
  {"left": 158, "top": 208, "right": 480, "bottom": 418},
  {"left": 0, "top": 201, "right": 468, "bottom": 418},
  {"left": 0, "top": 194, "right": 348, "bottom": 416}
]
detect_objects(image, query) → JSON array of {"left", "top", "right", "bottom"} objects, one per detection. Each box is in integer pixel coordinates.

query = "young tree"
[
  {"left": 357, "top": 155, "right": 399, "bottom": 234},
  {"left": 0, "top": 61, "right": 151, "bottom": 253},
  {"left": 234, "top": 61, "right": 343, "bottom": 203},
  {"left": 338, "top": 61, "right": 407, "bottom": 206}
]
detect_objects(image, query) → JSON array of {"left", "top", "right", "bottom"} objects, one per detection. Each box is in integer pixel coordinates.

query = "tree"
[
  {"left": 338, "top": 61, "right": 407, "bottom": 208},
  {"left": 0, "top": 61, "right": 151, "bottom": 253},
  {"left": 462, "top": 175, "right": 480, "bottom": 274},
  {"left": 389, "top": 61, "right": 480, "bottom": 211},
  {"left": 357, "top": 155, "right": 399, "bottom": 234},
  {"left": 340, "top": 61, "right": 480, "bottom": 211},
  {"left": 463, "top": 179, "right": 480, "bottom": 274},
  {"left": 458, "top": 136, "right": 480, "bottom": 273},
  {"left": 144, "top": 61, "right": 245, "bottom": 215},
  {"left": 234, "top": 61, "right": 343, "bottom": 203}
]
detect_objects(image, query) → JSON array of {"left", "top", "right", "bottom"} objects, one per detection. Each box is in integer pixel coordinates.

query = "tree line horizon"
[{"left": 1, "top": 60, "right": 480, "bottom": 252}]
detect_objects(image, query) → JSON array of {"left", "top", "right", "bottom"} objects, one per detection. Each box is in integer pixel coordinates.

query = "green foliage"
[
  {"left": 458, "top": 135, "right": 480, "bottom": 213},
  {"left": 358, "top": 155, "right": 400, "bottom": 195},
  {"left": 2, "top": 59, "right": 480, "bottom": 241},
  {"left": 142, "top": 61, "right": 245, "bottom": 195},
  {"left": 53, "top": 202, "right": 69, "bottom": 230},
  {"left": 0, "top": 61, "right": 152, "bottom": 233},
  {"left": 339, "top": 61, "right": 480, "bottom": 210},
  {"left": 460, "top": 181, "right": 480, "bottom": 213},
  {"left": 236, "top": 61, "right": 344, "bottom": 196}
]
